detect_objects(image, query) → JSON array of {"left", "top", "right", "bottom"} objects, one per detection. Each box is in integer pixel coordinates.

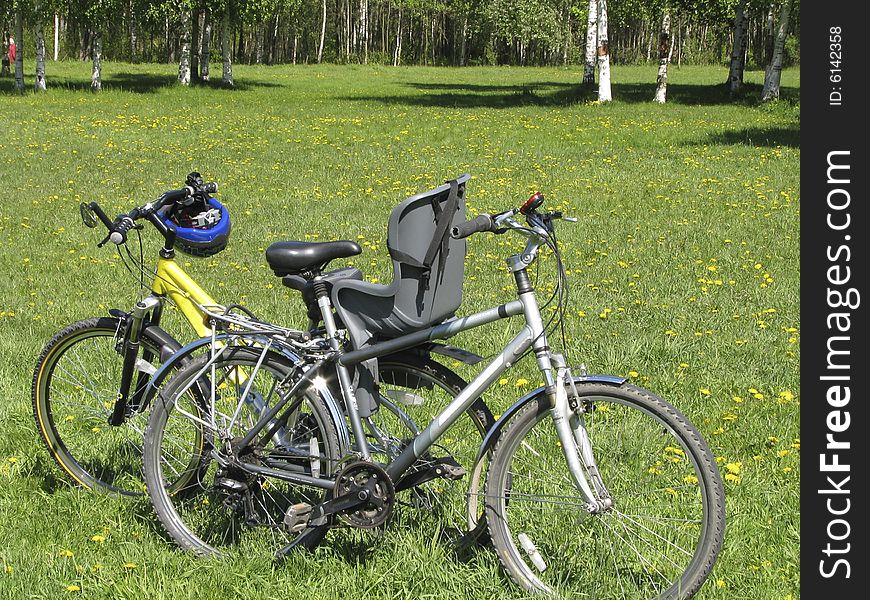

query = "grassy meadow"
[{"left": 0, "top": 61, "right": 799, "bottom": 599}]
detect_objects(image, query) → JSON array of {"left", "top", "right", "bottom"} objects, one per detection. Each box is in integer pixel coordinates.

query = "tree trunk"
[
  {"left": 14, "top": 10, "right": 24, "bottom": 92},
  {"left": 221, "top": 11, "right": 233, "bottom": 86},
  {"left": 129, "top": 0, "right": 138, "bottom": 62},
  {"left": 596, "top": 0, "right": 612, "bottom": 101},
  {"left": 255, "top": 22, "right": 264, "bottom": 64},
  {"left": 653, "top": 10, "right": 671, "bottom": 103},
  {"left": 317, "top": 0, "right": 326, "bottom": 63},
  {"left": 201, "top": 9, "right": 212, "bottom": 81},
  {"left": 359, "top": 0, "right": 368, "bottom": 63},
  {"left": 35, "top": 22, "right": 47, "bottom": 91},
  {"left": 191, "top": 8, "right": 201, "bottom": 79},
  {"left": 91, "top": 31, "right": 102, "bottom": 92},
  {"left": 393, "top": 6, "right": 403, "bottom": 66},
  {"left": 1, "top": 36, "right": 9, "bottom": 77},
  {"left": 459, "top": 16, "right": 467, "bottom": 66},
  {"left": 727, "top": 0, "right": 747, "bottom": 93},
  {"left": 583, "top": 0, "right": 597, "bottom": 83},
  {"left": 178, "top": 12, "right": 192, "bottom": 85},
  {"left": 762, "top": 0, "right": 792, "bottom": 101},
  {"left": 54, "top": 14, "right": 60, "bottom": 61}
]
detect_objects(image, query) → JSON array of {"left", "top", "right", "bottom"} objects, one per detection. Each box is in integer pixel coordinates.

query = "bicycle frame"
[{"left": 189, "top": 248, "right": 610, "bottom": 513}]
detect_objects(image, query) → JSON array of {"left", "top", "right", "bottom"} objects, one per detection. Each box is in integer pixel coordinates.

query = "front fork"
[
  {"left": 109, "top": 295, "right": 162, "bottom": 426},
  {"left": 547, "top": 353, "right": 612, "bottom": 513}
]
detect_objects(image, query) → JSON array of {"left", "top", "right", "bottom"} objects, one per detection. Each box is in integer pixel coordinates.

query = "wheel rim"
[
  {"left": 491, "top": 393, "right": 717, "bottom": 599},
  {"left": 36, "top": 328, "right": 151, "bottom": 495}
]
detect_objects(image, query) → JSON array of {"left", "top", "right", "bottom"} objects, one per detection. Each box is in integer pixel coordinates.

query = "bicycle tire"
[
  {"left": 372, "top": 355, "right": 494, "bottom": 542},
  {"left": 32, "top": 316, "right": 177, "bottom": 496},
  {"left": 143, "top": 345, "right": 342, "bottom": 557},
  {"left": 485, "top": 382, "right": 725, "bottom": 599}
]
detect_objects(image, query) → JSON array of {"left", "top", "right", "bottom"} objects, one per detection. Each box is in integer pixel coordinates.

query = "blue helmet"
[{"left": 160, "top": 197, "right": 231, "bottom": 257}]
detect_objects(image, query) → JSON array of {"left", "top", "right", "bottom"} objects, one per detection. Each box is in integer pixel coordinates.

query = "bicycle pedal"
[
  {"left": 283, "top": 502, "right": 313, "bottom": 533},
  {"left": 436, "top": 460, "right": 466, "bottom": 481}
]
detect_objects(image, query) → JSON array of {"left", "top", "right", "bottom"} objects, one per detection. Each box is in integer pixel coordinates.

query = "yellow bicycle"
[{"left": 32, "top": 175, "right": 492, "bottom": 508}]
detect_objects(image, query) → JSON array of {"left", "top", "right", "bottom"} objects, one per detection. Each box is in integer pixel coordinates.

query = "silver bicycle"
[{"left": 142, "top": 178, "right": 725, "bottom": 599}]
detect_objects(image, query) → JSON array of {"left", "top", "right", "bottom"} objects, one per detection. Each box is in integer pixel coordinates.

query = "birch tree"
[
  {"left": 761, "top": 0, "right": 792, "bottom": 101},
  {"left": 178, "top": 11, "right": 192, "bottom": 85},
  {"left": 596, "top": 0, "right": 611, "bottom": 101},
  {"left": 14, "top": 7, "right": 25, "bottom": 92},
  {"left": 91, "top": 31, "right": 102, "bottom": 91},
  {"left": 317, "top": 0, "right": 326, "bottom": 63},
  {"left": 201, "top": 8, "right": 212, "bottom": 81},
  {"left": 35, "top": 22, "right": 47, "bottom": 91},
  {"left": 583, "top": 0, "right": 597, "bottom": 84},
  {"left": 653, "top": 7, "right": 671, "bottom": 103},
  {"left": 726, "top": 0, "right": 747, "bottom": 94},
  {"left": 221, "top": 6, "right": 233, "bottom": 86}
]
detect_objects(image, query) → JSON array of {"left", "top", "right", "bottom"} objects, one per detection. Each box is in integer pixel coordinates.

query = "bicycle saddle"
[{"left": 266, "top": 240, "right": 362, "bottom": 276}]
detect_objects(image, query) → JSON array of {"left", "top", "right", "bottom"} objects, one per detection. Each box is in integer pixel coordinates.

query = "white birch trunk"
[
  {"left": 14, "top": 11, "right": 25, "bottom": 92},
  {"left": 91, "top": 32, "right": 102, "bottom": 92},
  {"left": 596, "top": 0, "right": 612, "bottom": 102},
  {"left": 178, "top": 13, "right": 192, "bottom": 85},
  {"left": 129, "top": 0, "right": 138, "bottom": 63},
  {"left": 201, "top": 9, "right": 212, "bottom": 81},
  {"left": 762, "top": 0, "right": 792, "bottom": 101},
  {"left": 54, "top": 14, "right": 60, "bottom": 61},
  {"left": 221, "top": 10, "right": 233, "bottom": 87},
  {"left": 653, "top": 11, "right": 671, "bottom": 103},
  {"left": 393, "top": 7, "right": 403, "bottom": 66},
  {"left": 459, "top": 16, "right": 467, "bottom": 66},
  {"left": 583, "top": 0, "right": 597, "bottom": 84},
  {"left": 727, "top": 0, "right": 747, "bottom": 93},
  {"left": 317, "top": 0, "right": 327, "bottom": 63},
  {"left": 359, "top": 0, "right": 368, "bottom": 64},
  {"left": 35, "top": 24, "right": 47, "bottom": 91}
]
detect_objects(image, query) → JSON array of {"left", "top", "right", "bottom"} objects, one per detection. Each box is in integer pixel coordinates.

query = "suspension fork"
[
  {"left": 547, "top": 353, "right": 612, "bottom": 513},
  {"left": 109, "top": 295, "right": 162, "bottom": 426}
]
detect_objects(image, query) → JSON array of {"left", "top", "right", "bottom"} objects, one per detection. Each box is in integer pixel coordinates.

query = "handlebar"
[
  {"left": 451, "top": 214, "right": 494, "bottom": 239},
  {"left": 84, "top": 174, "right": 218, "bottom": 247}
]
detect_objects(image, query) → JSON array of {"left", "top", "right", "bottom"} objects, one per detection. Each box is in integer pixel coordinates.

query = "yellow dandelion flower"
[
  {"left": 724, "top": 473, "right": 741, "bottom": 484},
  {"left": 699, "top": 388, "right": 711, "bottom": 396},
  {"left": 724, "top": 462, "right": 742, "bottom": 475},
  {"left": 59, "top": 549, "right": 74, "bottom": 558},
  {"left": 123, "top": 562, "right": 138, "bottom": 570},
  {"left": 628, "top": 371, "right": 639, "bottom": 378},
  {"left": 683, "top": 474, "right": 699, "bottom": 485},
  {"left": 66, "top": 585, "right": 81, "bottom": 593},
  {"left": 515, "top": 378, "right": 529, "bottom": 387},
  {"left": 498, "top": 378, "right": 509, "bottom": 386},
  {"left": 90, "top": 535, "right": 105, "bottom": 544}
]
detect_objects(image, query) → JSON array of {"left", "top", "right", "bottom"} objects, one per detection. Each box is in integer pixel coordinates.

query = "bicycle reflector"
[{"left": 520, "top": 192, "right": 545, "bottom": 215}]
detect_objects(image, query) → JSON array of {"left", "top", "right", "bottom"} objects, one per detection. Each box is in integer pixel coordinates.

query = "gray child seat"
[{"left": 331, "top": 174, "right": 470, "bottom": 416}]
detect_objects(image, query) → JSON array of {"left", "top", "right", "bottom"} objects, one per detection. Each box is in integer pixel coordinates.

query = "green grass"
[{"left": 0, "top": 61, "right": 799, "bottom": 599}]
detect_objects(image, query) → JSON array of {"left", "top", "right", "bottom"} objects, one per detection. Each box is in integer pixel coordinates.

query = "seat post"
[{"left": 313, "top": 274, "right": 371, "bottom": 460}]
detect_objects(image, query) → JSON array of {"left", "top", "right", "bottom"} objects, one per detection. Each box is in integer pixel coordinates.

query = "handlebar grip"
[
  {"left": 161, "top": 186, "right": 194, "bottom": 204},
  {"left": 451, "top": 214, "right": 493, "bottom": 239},
  {"left": 109, "top": 216, "right": 135, "bottom": 245}
]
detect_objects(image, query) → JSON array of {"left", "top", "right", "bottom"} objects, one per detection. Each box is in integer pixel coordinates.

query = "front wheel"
[
  {"left": 485, "top": 382, "right": 725, "bottom": 599},
  {"left": 32, "top": 316, "right": 175, "bottom": 496}
]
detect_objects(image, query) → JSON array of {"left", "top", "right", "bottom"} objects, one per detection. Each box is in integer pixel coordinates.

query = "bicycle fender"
[
  {"left": 468, "top": 375, "right": 627, "bottom": 486},
  {"left": 141, "top": 335, "right": 352, "bottom": 455},
  {"left": 142, "top": 324, "right": 183, "bottom": 362}
]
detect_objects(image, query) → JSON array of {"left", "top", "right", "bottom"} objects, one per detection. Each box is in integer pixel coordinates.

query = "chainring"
[{"left": 333, "top": 461, "right": 395, "bottom": 529}]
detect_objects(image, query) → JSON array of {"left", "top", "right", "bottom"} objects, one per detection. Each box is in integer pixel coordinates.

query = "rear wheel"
[
  {"left": 32, "top": 316, "right": 176, "bottom": 496},
  {"left": 485, "top": 383, "right": 725, "bottom": 599},
  {"left": 143, "top": 346, "right": 342, "bottom": 557}
]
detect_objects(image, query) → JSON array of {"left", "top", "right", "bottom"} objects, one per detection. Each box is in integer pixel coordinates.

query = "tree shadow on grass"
[
  {"left": 695, "top": 126, "right": 800, "bottom": 148},
  {"left": 1, "top": 71, "right": 282, "bottom": 94},
  {"left": 343, "top": 79, "right": 798, "bottom": 109}
]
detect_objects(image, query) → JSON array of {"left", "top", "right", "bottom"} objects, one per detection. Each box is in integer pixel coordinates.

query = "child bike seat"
[{"left": 331, "top": 174, "right": 469, "bottom": 344}]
